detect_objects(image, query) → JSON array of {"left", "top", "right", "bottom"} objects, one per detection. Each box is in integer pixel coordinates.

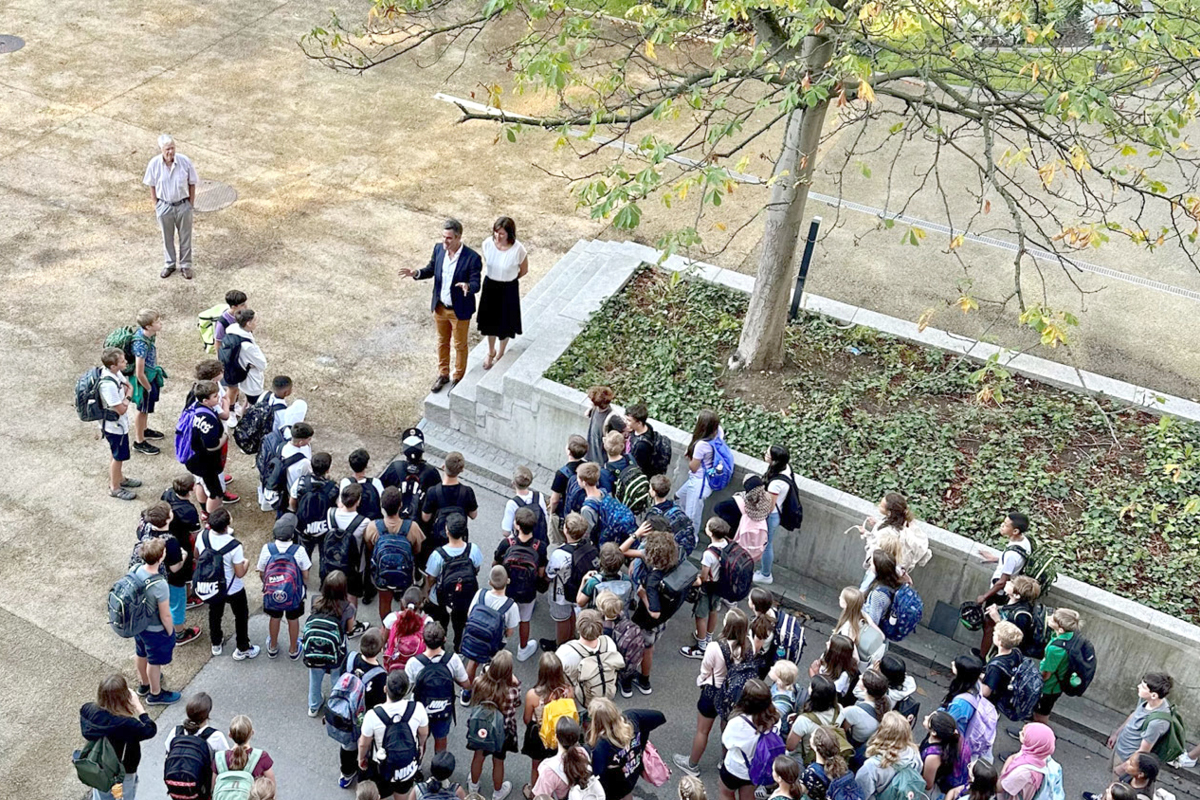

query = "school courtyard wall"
[{"left": 423, "top": 238, "right": 1200, "bottom": 719}]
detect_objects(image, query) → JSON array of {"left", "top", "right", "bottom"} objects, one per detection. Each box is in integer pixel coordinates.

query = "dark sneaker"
[
  {"left": 186, "top": 595, "right": 203, "bottom": 610},
  {"left": 267, "top": 638, "right": 279, "bottom": 659},
  {"left": 120, "top": 478, "right": 143, "bottom": 488},
  {"left": 180, "top": 267, "right": 194, "bottom": 280},
  {"left": 133, "top": 440, "right": 161, "bottom": 456},
  {"left": 136, "top": 683, "right": 151, "bottom": 697},
  {"left": 339, "top": 774, "right": 356, "bottom": 789},
  {"left": 635, "top": 676, "right": 652, "bottom": 695},
  {"left": 175, "top": 626, "right": 202, "bottom": 646},
  {"left": 539, "top": 638, "right": 558, "bottom": 652},
  {"left": 110, "top": 488, "right": 137, "bottom": 501},
  {"left": 430, "top": 375, "right": 450, "bottom": 393},
  {"left": 161, "top": 265, "right": 177, "bottom": 278},
  {"left": 289, "top": 648, "right": 302, "bottom": 661},
  {"left": 142, "top": 428, "right": 165, "bottom": 440},
  {"left": 147, "top": 689, "right": 181, "bottom": 705},
  {"left": 680, "top": 644, "right": 706, "bottom": 659},
  {"left": 348, "top": 621, "right": 369, "bottom": 639},
  {"left": 619, "top": 677, "right": 634, "bottom": 698},
  {"left": 460, "top": 689, "right": 473, "bottom": 706}
]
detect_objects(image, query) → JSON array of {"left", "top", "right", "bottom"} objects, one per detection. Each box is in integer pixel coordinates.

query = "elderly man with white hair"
[{"left": 143, "top": 134, "right": 198, "bottom": 279}]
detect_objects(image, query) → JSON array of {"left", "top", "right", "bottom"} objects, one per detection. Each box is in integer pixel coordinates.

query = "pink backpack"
[
  {"left": 959, "top": 692, "right": 998, "bottom": 761},
  {"left": 734, "top": 495, "right": 768, "bottom": 562},
  {"left": 384, "top": 609, "right": 426, "bottom": 672}
]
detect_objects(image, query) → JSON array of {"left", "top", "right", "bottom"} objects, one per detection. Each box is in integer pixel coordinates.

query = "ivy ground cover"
[{"left": 546, "top": 268, "right": 1200, "bottom": 622}]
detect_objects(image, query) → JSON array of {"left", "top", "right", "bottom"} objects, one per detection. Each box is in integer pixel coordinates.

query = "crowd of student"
[{"left": 74, "top": 295, "right": 1197, "bottom": 800}]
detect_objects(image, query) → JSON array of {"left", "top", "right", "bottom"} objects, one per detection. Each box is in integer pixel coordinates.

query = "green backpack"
[
  {"left": 465, "top": 702, "right": 507, "bottom": 754},
  {"left": 198, "top": 304, "right": 228, "bottom": 353},
  {"left": 877, "top": 763, "right": 928, "bottom": 800},
  {"left": 1007, "top": 533, "right": 1057, "bottom": 594},
  {"left": 72, "top": 736, "right": 124, "bottom": 791},
  {"left": 213, "top": 748, "right": 263, "bottom": 800},
  {"left": 103, "top": 326, "right": 140, "bottom": 376},
  {"left": 1142, "top": 707, "right": 1187, "bottom": 763}
]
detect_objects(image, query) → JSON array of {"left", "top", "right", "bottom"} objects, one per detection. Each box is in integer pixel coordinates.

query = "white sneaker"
[
  {"left": 211, "top": 644, "right": 223, "bottom": 656},
  {"left": 752, "top": 571, "right": 774, "bottom": 584},
  {"left": 493, "top": 780, "right": 513, "bottom": 800},
  {"left": 517, "top": 641, "right": 538, "bottom": 662},
  {"left": 233, "top": 645, "right": 261, "bottom": 661},
  {"left": 468, "top": 782, "right": 480, "bottom": 796},
  {"left": 1172, "top": 754, "right": 1197, "bottom": 769}
]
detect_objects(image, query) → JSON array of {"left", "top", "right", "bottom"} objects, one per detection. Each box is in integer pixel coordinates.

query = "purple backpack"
[
  {"left": 175, "top": 403, "right": 216, "bottom": 464},
  {"left": 744, "top": 726, "right": 787, "bottom": 786},
  {"left": 959, "top": 692, "right": 999, "bottom": 761}
]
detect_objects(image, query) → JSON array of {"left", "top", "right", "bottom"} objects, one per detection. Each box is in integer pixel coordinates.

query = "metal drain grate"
[
  {"left": 0, "top": 35, "right": 25, "bottom": 54},
  {"left": 193, "top": 179, "right": 237, "bottom": 212}
]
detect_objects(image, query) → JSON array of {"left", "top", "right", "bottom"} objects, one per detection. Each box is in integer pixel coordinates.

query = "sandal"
[
  {"left": 522, "top": 784, "right": 533, "bottom": 800},
  {"left": 484, "top": 353, "right": 495, "bottom": 370}
]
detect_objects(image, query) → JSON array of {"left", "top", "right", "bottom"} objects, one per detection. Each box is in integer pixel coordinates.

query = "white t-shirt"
[
  {"left": 991, "top": 537, "right": 1031, "bottom": 582},
  {"left": 360, "top": 699, "right": 429, "bottom": 762},
  {"left": 502, "top": 491, "right": 548, "bottom": 534},
  {"left": 405, "top": 650, "right": 469, "bottom": 685},
  {"left": 468, "top": 589, "right": 520, "bottom": 632},
  {"left": 482, "top": 238, "right": 528, "bottom": 283},
  {"left": 224, "top": 323, "right": 268, "bottom": 396},
  {"left": 767, "top": 468, "right": 793, "bottom": 513},
  {"left": 282, "top": 443, "right": 312, "bottom": 496},
  {"left": 256, "top": 540, "right": 313, "bottom": 572},
  {"left": 99, "top": 370, "right": 131, "bottom": 435},
  {"left": 196, "top": 530, "right": 247, "bottom": 594},
  {"left": 722, "top": 714, "right": 760, "bottom": 780},
  {"left": 163, "top": 725, "right": 230, "bottom": 754},
  {"left": 790, "top": 707, "right": 837, "bottom": 742},
  {"left": 703, "top": 539, "right": 729, "bottom": 582}
]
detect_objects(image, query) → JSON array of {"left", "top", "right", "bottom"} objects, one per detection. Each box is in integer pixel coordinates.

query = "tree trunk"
[{"left": 729, "top": 38, "right": 832, "bottom": 372}]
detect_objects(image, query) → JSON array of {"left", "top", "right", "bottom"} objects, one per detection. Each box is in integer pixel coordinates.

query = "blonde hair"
[
  {"left": 587, "top": 698, "right": 633, "bottom": 749},
  {"left": 865, "top": 710, "right": 916, "bottom": 767},
  {"left": 1052, "top": 608, "right": 1081, "bottom": 633},
  {"left": 768, "top": 659, "right": 799, "bottom": 690},
  {"left": 226, "top": 715, "right": 255, "bottom": 771},
  {"left": 994, "top": 620, "right": 1024, "bottom": 650},
  {"left": 877, "top": 531, "right": 902, "bottom": 564},
  {"left": 836, "top": 586, "right": 866, "bottom": 640},
  {"left": 136, "top": 308, "right": 160, "bottom": 328},
  {"left": 678, "top": 775, "right": 708, "bottom": 800},
  {"left": 577, "top": 462, "right": 600, "bottom": 487},
  {"left": 249, "top": 777, "right": 276, "bottom": 800},
  {"left": 356, "top": 780, "right": 382, "bottom": 800},
  {"left": 596, "top": 591, "right": 623, "bottom": 621},
  {"left": 563, "top": 512, "right": 588, "bottom": 542},
  {"left": 1009, "top": 575, "right": 1041, "bottom": 602},
  {"left": 604, "top": 430, "right": 625, "bottom": 458}
]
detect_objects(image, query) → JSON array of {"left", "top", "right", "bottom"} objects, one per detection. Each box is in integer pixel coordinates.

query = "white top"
[
  {"left": 438, "top": 246, "right": 461, "bottom": 308},
  {"left": 702, "top": 539, "right": 729, "bottom": 582},
  {"left": 196, "top": 531, "right": 247, "bottom": 594},
  {"left": 163, "top": 725, "right": 230, "bottom": 754},
  {"left": 992, "top": 537, "right": 1031, "bottom": 581},
  {"left": 722, "top": 715, "right": 760, "bottom": 780},
  {"left": 482, "top": 238, "right": 528, "bottom": 283},
  {"left": 256, "top": 540, "right": 313, "bottom": 572},
  {"left": 767, "top": 467, "right": 793, "bottom": 513},
  {"left": 224, "top": 323, "right": 268, "bottom": 396},
  {"left": 863, "top": 520, "right": 931, "bottom": 572},
  {"left": 468, "top": 589, "right": 521, "bottom": 632},
  {"left": 100, "top": 369, "right": 131, "bottom": 435},
  {"left": 360, "top": 699, "right": 429, "bottom": 762},
  {"left": 282, "top": 443, "right": 313, "bottom": 495},
  {"left": 405, "top": 650, "right": 469, "bottom": 685},
  {"left": 555, "top": 636, "right": 620, "bottom": 674},
  {"left": 502, "top": 491, "right": 548, "bottom": 534},
  {"left": 142, "top": 153, "right": 198, "bottom": 203}
]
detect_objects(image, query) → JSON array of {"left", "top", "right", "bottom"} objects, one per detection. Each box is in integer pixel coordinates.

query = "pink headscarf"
[{"left": 1000, "top": 723, "right": 1056, "bottom": 791}]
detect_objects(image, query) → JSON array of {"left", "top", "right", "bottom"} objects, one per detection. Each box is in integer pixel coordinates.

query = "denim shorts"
[
  {"left": 134, "top": 626, "right": 175, "bottom": 666},
  {"left": 105, "top": 431, "right": 131, "bottom": 461}
]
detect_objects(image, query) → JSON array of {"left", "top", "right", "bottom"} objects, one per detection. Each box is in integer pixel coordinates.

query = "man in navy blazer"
[{"left": 399, "top": 218, "right": 482, "bottom": 392}]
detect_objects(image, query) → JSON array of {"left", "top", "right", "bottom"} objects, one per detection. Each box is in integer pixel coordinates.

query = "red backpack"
[{"left": 383, "top": 608, "right": 426, "bottom": 672}]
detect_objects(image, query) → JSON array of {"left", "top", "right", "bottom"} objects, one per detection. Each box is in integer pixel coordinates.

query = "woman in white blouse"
[{"left": 478, "top": 216, "right": 529, "bottom": 369}]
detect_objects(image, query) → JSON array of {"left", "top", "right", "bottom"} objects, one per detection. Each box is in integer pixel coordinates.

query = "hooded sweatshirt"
[{"left": 79, "top": 703, "right": 157, "bottom": 773}]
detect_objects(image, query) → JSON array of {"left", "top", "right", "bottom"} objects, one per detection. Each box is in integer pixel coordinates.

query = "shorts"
[
  {"left": 720, "top": 764, "right": 753, "bottom": 791},
  {"left": 548, "top": 514, "right": 565, "bottom": 545},
  {"left": 430, "top": 716, "right": 453, "bottom": 740},
  {"left": 517, "top": 600, "right": 536, "bottom": 623},
  {"left": 1035, "top": 692, "right": 1061, "bottom": 716},
  {"left": 136, "top": 382, "right": 160, "bottom": 414},
  {"left": 641, "top": 621, "right": 668, "bottom": 648},
  {"left": 105, "top": 431, "right": 130, "bottom": 461},
  {"left": 694, "top": 590, "right": 726, "bottom": 619},
  {"left": 265, "top": 604, "right": 306, "bottom": 620},
  {"left": 369, "top": 767, "right": 415, "bottom": 799},
  {"left": 169, "top": 584, "right": 186, "bottom": 626},
  {"left": 192, "top": 469, "right": 225, "bottom": 499},
  {"left": 549, "top": 600, "right": 575, "bottom": 622},
  {"left": 134, "top": 626, "right": 176, "bottom": 666},
  {"left": 698, "top": 684, "right": 720, "bottom": 719},
  {"left": 522, "top": 721, "right": 557, "bottom": 760}
]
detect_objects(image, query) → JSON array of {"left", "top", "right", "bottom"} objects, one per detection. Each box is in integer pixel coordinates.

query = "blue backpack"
[
  {"left": 174, "top": 403, "right": 217, "bottom": 464},
  {"left": 877, "top": 584, "right": 924, "bottom": 642},
  {"left": 703, "top": 438, "right": 736, "bottom": 493},
  {"left": 646, "top": 503, "right": 695, "bottom": 565},
  {"left": 828, "top": 772, "right": 866, "bottom": 800},
  {"left": 583, "top": 491, "right": 637, "bottom": 546},
  {"left": 744, "top": 726, "right": 787, "bottom": 786},
  {"left": 372, "top": 520, "right": 415, "bottom": 593},
  {"left": 563, "top": 471, "right": 587, "bottom": 520},
  {"left": 459, "top": 589, "right": 513, "bottom": 663},
  {"left": 261, "top": 543, "right": 305, "bottom": 612},
  {"left": 997, "top": 656, "right": 1046, "bottom": 722}
]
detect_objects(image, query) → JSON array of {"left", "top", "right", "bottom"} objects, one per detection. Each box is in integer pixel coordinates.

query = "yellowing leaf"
[
  {"left": 950, "top": 234, "right": 965, "bottom": 250},
  {"left": 957, "top": 295, "right": 979, "bottom": 314},
  {"left": 645, "top": 39, "right": 656, "bottom": 60},
  {"left": 1069, "top": 146, "right": 1088, "bottom": 172},
  {"left": 858, "top": 81, "right": 875, "bottom": 103},
  {"left": 714, "top": 222, "right": 727, "bottom": 231},
  {"left": 917, "top": 308, "right": 935, "bottom": 332},
  {"left": 1038, "top": 162, "right": 1057, "bottom": 187}
]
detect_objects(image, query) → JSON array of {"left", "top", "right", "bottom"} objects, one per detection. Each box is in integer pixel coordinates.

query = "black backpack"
[
  {"left": 561, "top": 540, "right": 600, "bottom": 602},
  {"left": 351, "top": 478, "right": 382, "bottom": 520},
  {"left": 398, "top": 467, "right": 426, "bottom": 520},
  {"left": 644, "top": 429, "right": 672, "bottom": 477},
  {"left": 217, "top": 333, "right": 249, "bottom": 386},
  {"left": 414, "top": 652, "right": 457, "bottom": 722},
  {"left": 712, "top": 541, "right": 755, "bottom": 603},
  {"left": 502, "top": 538, "right": 542, "bottom": 603},
  {"left": 163, "top": 727, "right": 215, "bottom": 800},
  {"left": 773, "top": 472, "right": 804, "bottom": 531},
  {"left": 193, "top": 531, "right": 238, "bottom": 603},
  {"left": 1061, "top": 633, "right": 1097, "bottom": 696},
  {"left": 512, "top": 491, "right": 549, "bottom": 543},
  {"left": 232, "top": 395, "right": 281, "bottom": 455},
  {"left": 295, "top": 475, "right": 337, "bottom": 538},
  {"left": 266, "top": 452, "right": 305, "bottom": 495},
  {"left": 375, "top": 703, "right": 420, "bottom": 785},
  {"left": 321, "top": 511, "right": 363, "bottom": 581},
  {"left": 436, "top": 546, "right": 479, "bottom": 613}
]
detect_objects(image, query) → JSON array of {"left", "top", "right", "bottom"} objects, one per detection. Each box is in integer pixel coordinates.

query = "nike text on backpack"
[
  {"left": 644, "top": 429, "right": 673, "bottom": 476},
  {"left": 261, "top": 542, "right": 305, "bottom": 613},
  {"left": 718, "top": 641, "right": 762, "bottom": 720},
  {"left": 958, "top": 692, "right": 999, "bottom": 762},
  {"left": 711, "top": 541, "right": 755, "bottom": 603},
  {"left": 512, "top": 491, "right": 549, "bottom": 542},
  {"left": 466, "top": 701, "right": 508, "bottom": 754},
  {"left": 175, "top": 403, "right": 219, "bottom": 465},
  {"left": 108, "top": 568, "right": 166, "bottom": 638},
  {"left": 217, "top": 333, "right": 249, "bottom": 386},
  {"left": 326, "top": 665, "right": 382, "bottom": 748},
  {"left": 703, "top": 438, "right": 736, "bottom": 493},
  {"left": 414, "top": 652, "right": 458, "bottom": 722},
  {"left": 320, "top": 511, "right": 364, "bottom": 582},
  {"left": 539, "top": 696, "right": 580, "bottom": 748},
  {"left": 570, "top": 639, "right": 625, "bottom": 705},
  {"left": 383, "top": 611, "right": 425, "bottom": 673},
  {"left": 1060, "top": 634, "right": 1097, "bottom": 697},
  {"left": 197, "top": 303, "right": 227, "bottom": 352},
  {"left": 75, "top": 368, "right": 119, "bottom": 424},
  {"left": 612, "top": 463, "right": 651, "bottom": 514},
  {"left": 743, "top": 725, "right": 787, "bottom": 786},
  {"left": 605, "top": 617, "right": 645, "bottom": 681},
  {"left": 213, "top": 748, "right": 263, "bottom": 800},
  {"left": 877, "top": 763, "right": 928, "bottom": 800},
  {"left": 295, "top": 475, "right": 336, "bottom": 538},
  {"left": 104, "top": 326, "right": 139, "bottom": 376},
  {"left": 232, "top": 394, "right": 281, "bottom": 455},
  {"left": 997, "top": 656, "right": 1045, "bottom": 721},
  {"left": 373, "top": 520, "right": 415, "bottom": 593},
  {"left": 1139, "top": 706, "right": 1187, "bottom": 763},
  {"left": 734, "top": 495, "right": 769, "bottom": 562},
  {"left": 376, "top": 703, "right": 421, "bottom": 783},
  {"left": 583, "top": 492, "right": 638, "bottom": 546},
  {"left": 459, "top": 589, "right": 515, "bottom": 663},
  {"left": 560, "top": 540, "right": 600, "bottom": 603},
  {"left": 74, "top": 736, "right": 124, "bottom": 791},
  {"left": 876, "top": 584, "right": 924, "bottom": 642},
  {"left": 776, "top": 472, "right": 804, "bottom": 531},
  {"left": 1005, "top": 533, "right": 1058, "bottom": 594},
  {"left": 436, "top": 546, "right": 480, "bottom": 614},
  {"left": 646, "top": 503, "right": 696, "bottom": 565},
  {"left": 1029, "top": 758, "right": 1066, "bottom": 800},
  {"left": 301, "top": 612, "right": 347, "bottom": 669},
  {"left": 193, "top": 530, "right": 239, "bottom": 603},
  {"left": 164, "top": 727, "right": 216, "bottom": 800},
  {"left": 502, "top": 538, "right": 542, "bottom": 603}
]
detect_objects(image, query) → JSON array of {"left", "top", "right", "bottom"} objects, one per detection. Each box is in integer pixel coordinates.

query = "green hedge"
[{"left": 546, "top": 268, "right": 1200, "bottom": 622}]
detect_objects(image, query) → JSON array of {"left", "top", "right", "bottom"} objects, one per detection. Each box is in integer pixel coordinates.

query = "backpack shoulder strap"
[
  {"left": 268, "top": 542, "right": 279, "bottom": 557},
  {"left": 375, "top": 519, "right": 387, "bottom": 536},
  {"left": 199, "top": 727, "right": 216, "bottom": 741},
  {"left": 416, "top": 653, "right": 432, "bottom": 667},
  {"left": 500, "top": 597, "right": 514, "bottom": 616},
  {"left": 349, "top": 514, "right": 366, "bottom": 534},
  {"left": 439, "top": 651, "right": 454, "bottom": 666},
  {"left": 244, "top": 748, "right": 263, "bottom": 774},
  {"left": 215, "top": 749, "right": 228, "bottom": 772},
  {"left": 217, "top": 538, "right": 240, "bottom": 557},
  {"left": 400, "top": 520, "right": 412, "bottom": 537},
  {"left": 401, "top": 702, "right": 416, "bottom": 726}
]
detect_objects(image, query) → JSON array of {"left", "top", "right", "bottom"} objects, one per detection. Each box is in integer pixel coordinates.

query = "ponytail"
[
  {"left": 563, "top": 745, "right": 592, "bottom": 789},
  {"left": 226, "top": 715, "right": 254, "bottom": 771}
]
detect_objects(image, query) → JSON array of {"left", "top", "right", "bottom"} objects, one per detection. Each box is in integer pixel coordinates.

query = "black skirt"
[
  {"left": 521, "top": 720, "right": 558, "bottom": 759},
  {"left": 477, "top": 276, "right": 522, "bottom": 339}
]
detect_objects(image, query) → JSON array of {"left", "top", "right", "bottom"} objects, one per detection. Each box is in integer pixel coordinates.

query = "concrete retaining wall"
[{"left": 425, "top": 238, "right": 1200, "bottom": 717}]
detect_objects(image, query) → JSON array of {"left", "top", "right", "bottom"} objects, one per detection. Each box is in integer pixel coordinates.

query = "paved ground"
[{"left": 1, "top": 0, "right": 1199, "bottom": 797}]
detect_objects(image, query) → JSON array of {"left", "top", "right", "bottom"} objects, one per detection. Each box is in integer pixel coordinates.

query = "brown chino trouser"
[{"left": 434, "top": 303, "right": 470, "bottom": 381}]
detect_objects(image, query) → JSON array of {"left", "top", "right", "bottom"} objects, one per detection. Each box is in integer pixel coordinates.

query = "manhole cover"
[
  {"left": 0, "top": 35, "right": 25, "bottom": 54},
  {"left": 193, "top": 179, "right": 236, "bottom": 212}
]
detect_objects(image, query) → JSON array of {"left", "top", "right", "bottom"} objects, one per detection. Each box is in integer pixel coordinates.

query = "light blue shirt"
[{"left": 425, "top": 542, "right": 482, "bottom": 603}]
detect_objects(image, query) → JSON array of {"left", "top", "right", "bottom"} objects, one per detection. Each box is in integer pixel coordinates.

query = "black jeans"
[
  {"left": 208, "top": 588, "right": 251, "bottom": 651},
  {"left": 425, "top": 601, "right": 469, "bottom": 653}
]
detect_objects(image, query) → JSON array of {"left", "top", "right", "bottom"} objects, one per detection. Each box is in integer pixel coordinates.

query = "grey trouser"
[{"left": 157, "top": 199, "right": 193, "bottom": 268}]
